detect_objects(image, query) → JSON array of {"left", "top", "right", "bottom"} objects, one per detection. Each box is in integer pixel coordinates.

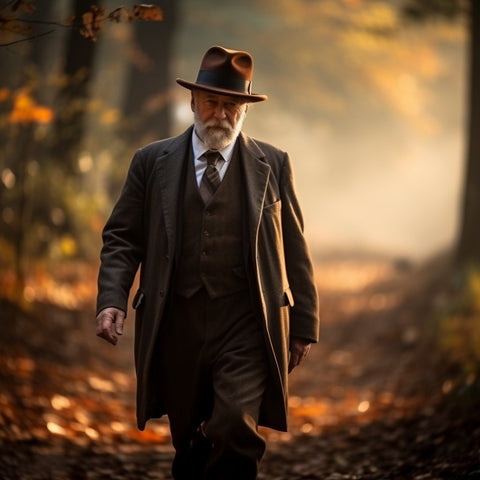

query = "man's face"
[{"left": 191, "top": 90, "right": 248, "bottom": 150}]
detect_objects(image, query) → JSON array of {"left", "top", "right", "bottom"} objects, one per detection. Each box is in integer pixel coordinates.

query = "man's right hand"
[{"left": 96, "top": 307, "right": 125, "bottom": 346}]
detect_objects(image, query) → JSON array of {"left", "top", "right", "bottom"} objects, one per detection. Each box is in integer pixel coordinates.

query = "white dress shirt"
[{"left": 191, "top": 129, "right": 237, "bottom": 187}]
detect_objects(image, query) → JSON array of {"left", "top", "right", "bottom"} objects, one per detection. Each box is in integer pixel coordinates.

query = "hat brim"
[{"left": 176, "top": 78, "right": 267, "bottom": 103}]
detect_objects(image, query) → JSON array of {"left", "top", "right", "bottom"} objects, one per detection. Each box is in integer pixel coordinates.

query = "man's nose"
[{"left": 214, "top": 104, "right": 227, "bottom": 119}]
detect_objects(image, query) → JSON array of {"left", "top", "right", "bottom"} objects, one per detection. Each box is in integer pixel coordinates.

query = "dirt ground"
[{"left": 1, "top": 255, "right": 479, "bottom": 479}]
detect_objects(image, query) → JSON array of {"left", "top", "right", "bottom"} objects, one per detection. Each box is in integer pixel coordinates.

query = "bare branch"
[
  {"left": 13, "top": 18, "right": 71, "bottom": 28},
  {"left": 0, "top": 28, "right": 53, "bottom": 46}
]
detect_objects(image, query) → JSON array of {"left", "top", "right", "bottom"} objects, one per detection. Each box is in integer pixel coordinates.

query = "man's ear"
[{"left": 190, "top": 92, "right": 196, "bottom": 112}]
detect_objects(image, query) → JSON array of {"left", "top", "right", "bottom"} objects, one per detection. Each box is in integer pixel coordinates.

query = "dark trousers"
[{"left": 159, "top": 288, "right": 268, "bottom": 480}]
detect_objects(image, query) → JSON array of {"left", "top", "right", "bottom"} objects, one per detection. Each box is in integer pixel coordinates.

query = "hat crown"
[
  {"left": 199, "top": 46, "right": 253, "bottom": 82},
  {"left": 176, "top": 45, "right": 267, "bottom": 102}
]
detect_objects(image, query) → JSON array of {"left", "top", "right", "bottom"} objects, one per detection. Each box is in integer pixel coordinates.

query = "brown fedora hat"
[{"left": 176, "top": 46, "right": 267, "bottom": 102}]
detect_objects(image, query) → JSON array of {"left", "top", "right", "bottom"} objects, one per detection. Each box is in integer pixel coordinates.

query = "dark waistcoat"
[{"left": 175, "top": 147, "right": 247, "bottom": 299}]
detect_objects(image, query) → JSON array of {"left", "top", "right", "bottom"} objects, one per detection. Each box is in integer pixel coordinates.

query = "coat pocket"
[
  {"left": 263, "top": 199, "right": 281, "bottom": 212},
  {"left": 132, "top": 289, "right": 145, "bottom": 310}
]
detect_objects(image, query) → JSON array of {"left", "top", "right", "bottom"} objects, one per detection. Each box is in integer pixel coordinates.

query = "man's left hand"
[{"left": 288, "top": 337, "right": 311, "bottom": 373}]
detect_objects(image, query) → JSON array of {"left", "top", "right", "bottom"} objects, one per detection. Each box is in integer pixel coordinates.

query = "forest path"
[{"left": 1, "top": 256, "right": 479, "bottom": 479}]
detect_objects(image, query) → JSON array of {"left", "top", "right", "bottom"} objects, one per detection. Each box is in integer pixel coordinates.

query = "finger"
[
  {"left": 300, "top": 343, "right": 311, "bottom": 361},
  {"left": 114, "top": 310, "right": 125, "bottom": 336},
  {"left": 295, "top": 346, "right": 310, "bottom": 367},
  {"left": 288, "top": 343, "right": 311, "bottom": 373},
  {"left": 96, "top": 312, "right": 117, "bottom": 345},
  {"left": 288, "top": 351, "right": 300, "bottom": 373},
  {"left": 100, "top": 323, "right": 117, "bottom": 345}
]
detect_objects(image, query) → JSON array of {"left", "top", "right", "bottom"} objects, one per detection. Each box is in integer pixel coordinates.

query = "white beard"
[{"left": 194, "top": 108, "right": 247, "bottom": 150}]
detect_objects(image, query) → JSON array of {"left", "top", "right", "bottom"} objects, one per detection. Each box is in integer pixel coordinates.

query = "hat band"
[{"left": 196, "top": 70, "right": 252, "bottom": 94}]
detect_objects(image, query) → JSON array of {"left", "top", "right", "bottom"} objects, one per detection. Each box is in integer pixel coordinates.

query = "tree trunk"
[
  {"left": 121, "top": 0, "right": 178, "bottom": 144},
  {"left": 457, "top": 0, "right": 480, "bottom": 264},
  {"left": 51, "top": 0, "right": 101, "bottom": 171},
  {"left": 30, "top": 0, "right": 69, "bottom": 106}
]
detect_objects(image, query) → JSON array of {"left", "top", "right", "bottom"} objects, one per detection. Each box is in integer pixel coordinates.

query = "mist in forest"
[
  {"left": 172, "top": 0, "right": 467, "bottom": 261},
  {"left": 0, "top": 0, "right": 468, "bottom": 269}
]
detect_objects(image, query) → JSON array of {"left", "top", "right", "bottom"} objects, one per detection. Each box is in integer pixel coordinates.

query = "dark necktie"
[{"left": 199, "top": 150, "right": 221, "bottom": 203}]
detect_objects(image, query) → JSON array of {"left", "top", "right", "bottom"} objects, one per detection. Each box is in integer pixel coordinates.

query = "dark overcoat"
[{"left": 97, "top": 126, "right": 320, "bottom": 432}]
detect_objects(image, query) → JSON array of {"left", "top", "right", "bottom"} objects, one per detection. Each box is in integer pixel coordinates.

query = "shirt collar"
[{"left": 192, "top": 127, "right": 237, "bottom": 163}]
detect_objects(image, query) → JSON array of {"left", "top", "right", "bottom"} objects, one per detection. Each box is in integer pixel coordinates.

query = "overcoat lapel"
[
  {"left": 238, "top": 132, "right": 271, "bottom": 248},
  {"left": 155, "top": 127, "right": 193, "bottom": 254}
]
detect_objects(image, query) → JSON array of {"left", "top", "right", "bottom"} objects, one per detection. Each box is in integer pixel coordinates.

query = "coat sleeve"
[
  {"left": 279, "top": 154, "right": 320, "bottom": 343},
  {"left": 96, "top": 149, "right": 147, "bottom": 316}
]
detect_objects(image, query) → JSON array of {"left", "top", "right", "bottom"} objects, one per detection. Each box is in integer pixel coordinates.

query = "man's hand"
[
  {"left": 288, "top": 337, "right": 311, "bottom": 373},
  {"left": 96, "top": 307, "right": 126, "bottom": 346}
]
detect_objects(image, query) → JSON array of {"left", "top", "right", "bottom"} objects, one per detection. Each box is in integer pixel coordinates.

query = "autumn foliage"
[
  {"left": 0, "top": 1, "right": 165, "bottom": 285},
  {"left": 80, "top": 4, "right": 163, "bottom": 41},
  {"left": 8, "top": 88, "right": 54, "bottom": 124},
  {"left": 0, "top": 1, "right": 163, "bottom": 45}
]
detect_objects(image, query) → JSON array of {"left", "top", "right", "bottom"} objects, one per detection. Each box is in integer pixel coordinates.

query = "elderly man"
[{"left": 96, "top": 45, "right": 319, "bottom": 480}]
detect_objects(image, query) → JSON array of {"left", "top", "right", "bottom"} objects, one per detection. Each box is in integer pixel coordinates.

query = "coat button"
[{"left": 159, "top": 290, "right": 164, "bottom": 297}]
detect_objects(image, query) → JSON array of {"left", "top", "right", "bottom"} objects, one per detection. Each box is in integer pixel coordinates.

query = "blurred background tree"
[
  {"left": 121, "top": 0, "right": 178, "bottom": 145},
  {"left": 50, "top": 0, "right": 101, "bottom": 171},
  {"left": 456, "top": 0, "right": 480, "bottom": 265},
  {"left": 401, "top": 0, "right": 478, "bottom": 265}
]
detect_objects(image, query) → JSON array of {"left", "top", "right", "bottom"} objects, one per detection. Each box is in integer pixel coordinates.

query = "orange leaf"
[
  {"left": 133, "top": 4, "right": 163, "bottom": 21},
  {"left": 80, "top": 6, "right": 105, "bottom": 41},
  {"left": 9, "top": 89, "right": 54, "bottom": 125}
]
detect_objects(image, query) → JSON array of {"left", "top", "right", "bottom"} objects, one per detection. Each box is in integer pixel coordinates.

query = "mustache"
[{"left": 204, "top": 119, "right": 232, "bottom": 130}]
